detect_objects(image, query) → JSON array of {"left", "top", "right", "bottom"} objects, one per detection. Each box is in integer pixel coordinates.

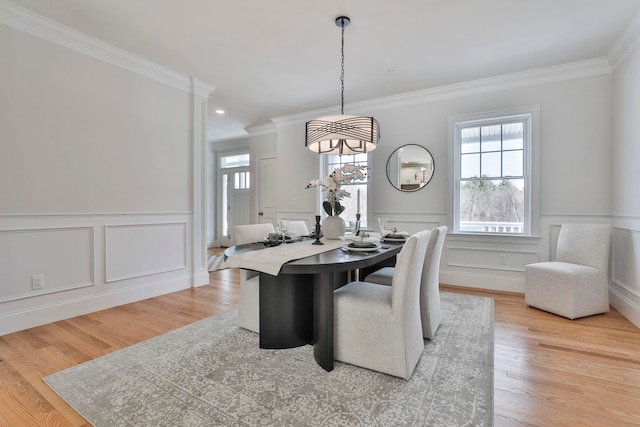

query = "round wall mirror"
[{"left": 386, "top": 144, "right": 435, "bottom": 192}]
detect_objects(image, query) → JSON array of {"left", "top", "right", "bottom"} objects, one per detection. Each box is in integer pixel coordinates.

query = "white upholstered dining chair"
[
  {"left": 235, "top": 223, "right": 275, "bottom": 332},
  {"left": 364, "top": 225, "right": 448, "bottom": 339},
  {"left": 525, "top": 223, "right": 612, "bottom": 319},
  {"left": 285, "top": 220, "right": 310, "bottom": 237},
  {"left": 333, "top": 229, "right": 430, "bottom": 379}
]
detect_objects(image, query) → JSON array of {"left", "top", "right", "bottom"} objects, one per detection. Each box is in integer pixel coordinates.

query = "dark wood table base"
[
  {"left": 227, "top": 241, "right": 403, "bottom": 372},
  {"left": 259, "top": 270, "right": 350, "bottom": 371},
  {"left": 259, "top": 273, "right": 314, "bottom": 349}
]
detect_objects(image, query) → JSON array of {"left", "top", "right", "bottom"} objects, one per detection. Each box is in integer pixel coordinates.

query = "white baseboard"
[
  {"left": 610, "top": 288, "right": 640, "bottom": 329},
  {"left": 0, "top": 276, "right": 193, "bottom": 336},
  {"left": 442, "top": 271, "right": 640, "bottom": 328},
  {"left": 193, "top": 269, "right": 210, "bottom": 287}
]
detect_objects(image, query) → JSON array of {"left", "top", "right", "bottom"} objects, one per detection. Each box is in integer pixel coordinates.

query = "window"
[
  {"left": 451, "top": 107, "right": 539, "bottom": 235},
  {"left": 233, "top": 170, "right": 250, "bottom": 190},
  {"left": 323, "top": 153, "right": 369, "bottom": 228},
  {"left": 220, "top": 153, "right": 249, "bottom": 168}
]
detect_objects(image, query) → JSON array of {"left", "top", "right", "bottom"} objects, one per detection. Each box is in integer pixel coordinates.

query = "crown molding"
[
  {"left": 191, "top": 77, "right": 216, "bottom": 98},
  {"left": 272, "top": 57, "right": 613, "bottom": 127},
  {"left": 0, "top": 1, "right": 212, "bottom": 93},
  {"left": 245, "top": 123, "right": 276, "bottom": 137},
  {"left": 209, "top": 123, "right": 277, "bottom": 146},
  {"left": 210, "top": 138, "right": 250, "bottom": 152},
  {"left": 607, "top": 10, "right": 640, "bottom": 70}
]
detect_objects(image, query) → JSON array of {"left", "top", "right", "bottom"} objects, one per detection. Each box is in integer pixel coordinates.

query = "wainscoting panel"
[
  {"left": 611, "top": 225, "right": 640, "bottom": 327},
  {"left": 0, "top": 227, "right": 94, "bottom": 302},
  {"left": 548, "top": 224, "right": 562, "bottom": 261},
  {"left": 105, "top": 222, "right": 187, "bottom": 282},
  {"left": 447, "top": 246, "right": 539, "bottom": 272},
  {"left": 612, "top": 227, "right": 640, "bottom": 297}
]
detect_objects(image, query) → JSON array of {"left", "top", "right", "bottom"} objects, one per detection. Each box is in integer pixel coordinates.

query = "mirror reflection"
[{"left": 386, "top": 144, "right": 434, "bottom": 191}]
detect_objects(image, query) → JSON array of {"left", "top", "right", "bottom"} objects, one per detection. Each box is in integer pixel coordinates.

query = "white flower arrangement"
[{"left": 305, "top": 164, "right": 366, "bottom": 216}]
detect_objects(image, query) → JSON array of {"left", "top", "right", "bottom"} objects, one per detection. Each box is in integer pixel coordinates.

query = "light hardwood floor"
[{"left": 0, "top": 256, "right": 639, "bottom": 426}]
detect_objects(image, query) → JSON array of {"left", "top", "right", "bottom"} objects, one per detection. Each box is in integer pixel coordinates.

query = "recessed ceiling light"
[{"left": 215, "top": 109, "right": 225, "bottom": 115}]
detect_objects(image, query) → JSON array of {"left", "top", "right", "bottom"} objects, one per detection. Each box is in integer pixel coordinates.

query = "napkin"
[
  {"left": 382, "top": 230, "right": 410, "bottom": 238},
  {"left": 285, "top": 231, "right": 301, "bottom": 239},
  {"left": 340, "top": 234, "right": 380, "bottom": 244}
]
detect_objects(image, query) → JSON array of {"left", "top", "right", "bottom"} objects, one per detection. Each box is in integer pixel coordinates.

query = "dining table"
[{"left": 223, "top": 236, "right": 404, "bottom": 372}]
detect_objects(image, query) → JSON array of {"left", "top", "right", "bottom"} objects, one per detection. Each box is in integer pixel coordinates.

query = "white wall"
[
  {"left": 370, "top": 77, "right": 612, "bottom": 218},
  {"left": 1, "top": 29, "right": 189, "bottom": 214},
  {"left": 275, "top": 122, "right": 319, "bottom": 225},
  {"left": 267, "top": 61, "right": 640, "bottom": 325},
  {"left": 0, "top": 7, "right": 212, "bottom": 335},
  {"left": 269, "top": 69, "right": 615, "bottom": 296},
  {"left": 612, "top": 42, "right": 640, "bottom": 327}
]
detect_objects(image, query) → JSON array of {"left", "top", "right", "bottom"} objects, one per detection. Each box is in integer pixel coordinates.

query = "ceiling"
[{"left": 8, "top": 0, "right": 640, "bottom": 142}]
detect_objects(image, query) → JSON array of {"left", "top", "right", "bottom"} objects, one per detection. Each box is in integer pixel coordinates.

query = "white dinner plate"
[
  {"left": 342, "top": 242, "right": 381, "bottom": 253},
  {"left": 382, "top": 237, "right": 407, "bottom": 243},
  {"left": 263, "top": 236, "right": 296, "bottom": 243}
]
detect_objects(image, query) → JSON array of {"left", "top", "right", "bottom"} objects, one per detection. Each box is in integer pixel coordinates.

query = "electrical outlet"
[
  {"left": 499, "top": 254, "right": 507, "bottom": 265},
  {"left": 32, "top": 274, "right": 44, "bottom": 290}
]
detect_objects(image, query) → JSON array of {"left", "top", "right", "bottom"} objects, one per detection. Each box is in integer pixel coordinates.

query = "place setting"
[
  {"left": 381, "top": 230, "right": 409, "bottom": 243},
  {"left": 263, "top": 220, "right": 306, "bottom": 246},
  {"left": 337, "top": 218, "right": 412, "bottom": 253},
  {"left": 378, "top": 217, "right": 410, "bottom": 243},
  {"left": 339, "top": 231, "right": 382, "bottom": 253},
  {"left": 341, "top": 240, "right": 381, "bottom": 253}
]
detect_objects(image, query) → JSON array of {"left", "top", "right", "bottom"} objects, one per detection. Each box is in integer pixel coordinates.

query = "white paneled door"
[{"left": 258, "top": 156, "right": 277, "bottom": 226}]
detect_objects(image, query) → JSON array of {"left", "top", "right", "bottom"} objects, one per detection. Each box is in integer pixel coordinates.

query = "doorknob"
[{"left": 259, "top": 211, "right": 264, "bottom": 216}]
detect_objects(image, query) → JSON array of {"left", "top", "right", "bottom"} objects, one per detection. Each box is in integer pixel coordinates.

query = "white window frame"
[
  {"left": 448, "top": 105, "right": 540, "bottom": 237},
  {"left": 321, "top": 153, "right": 372, "bottom": 229}
]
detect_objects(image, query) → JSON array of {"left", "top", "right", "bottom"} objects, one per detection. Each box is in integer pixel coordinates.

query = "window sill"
[{"left": 447, "top": 232, "right": 541, "bottom": 244}]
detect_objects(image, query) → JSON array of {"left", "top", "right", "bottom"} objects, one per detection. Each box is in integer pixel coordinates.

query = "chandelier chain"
[{"left": 340, "top": 19, "right": 345, "bottom": 115}]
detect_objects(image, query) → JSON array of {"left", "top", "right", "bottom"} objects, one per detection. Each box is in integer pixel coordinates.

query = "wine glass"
[
  {"left": 378, "top": 217, "right": 388, "bottom": 237},
  {"left": 278, "top": 219, "right": 290, "bottom": 244}
]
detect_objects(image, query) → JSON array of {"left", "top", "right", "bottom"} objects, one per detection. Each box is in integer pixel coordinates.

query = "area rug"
[
  {"left": 207, "top": 254, "right": 225, "bottom": 271},
  {"left": 44, "top": 292, "right": 494, "bottom": 426}
]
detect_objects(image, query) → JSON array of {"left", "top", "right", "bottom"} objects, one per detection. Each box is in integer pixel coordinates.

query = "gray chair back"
[
  {"left": 556, "top": 223, "right": 611, "bottom": 272},
  {"left": 391, "top": 229, "right": 432, "bottom": 370},
  {"left": 286, "top": 220, "right": 309, "bottom": 236},
  {"left": 420, "top": 225, "right": 447, "bottom": 339},
  {"left": 235, "top": 223, "right": 275, "bottom": 245}
]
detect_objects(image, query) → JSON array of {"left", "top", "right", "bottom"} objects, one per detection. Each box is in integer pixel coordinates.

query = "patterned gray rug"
[
  {"left": 44, "top": 292, "right": 494, "bottom": 426},
  {"left": 207, "top": 255, "right": 225, "bottom": 271}
]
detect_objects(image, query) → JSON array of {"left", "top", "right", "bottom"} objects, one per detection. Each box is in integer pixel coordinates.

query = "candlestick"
[
  {"left": 312, "top": 215, "right": 323, "bottom": 245},
  {"left": 355, "top": 213, "right": 361, "bottom": 236}
]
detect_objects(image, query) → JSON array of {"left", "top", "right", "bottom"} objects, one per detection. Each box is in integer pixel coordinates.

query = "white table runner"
[{"left": 222, "top": 239, "right": 345, "bottom": 276}]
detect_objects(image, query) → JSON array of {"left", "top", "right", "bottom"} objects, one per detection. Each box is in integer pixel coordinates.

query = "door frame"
[
  {"left": 213, "top": 144, "right": 250, "bottom": 247},
  {"left": 257, "top": 155, "right": 277, "bottom": 225},
  {"left": 225, "top": 165, "right": 251, "bottom": 247}
]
